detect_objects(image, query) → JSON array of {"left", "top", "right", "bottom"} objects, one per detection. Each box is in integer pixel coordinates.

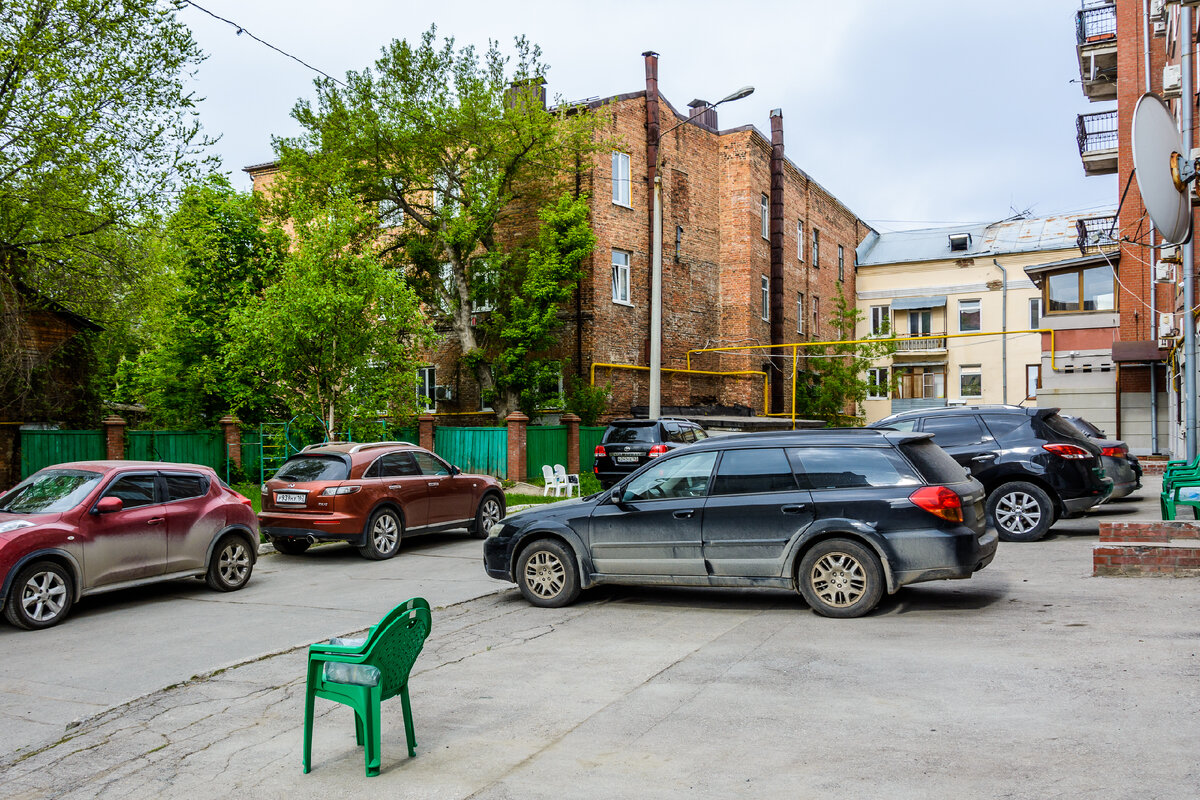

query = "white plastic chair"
[
  {"left": 541, "top": 464, "right": 564, "bottom": 496},
  {"left": 554, "top": 464, "right": 578, "bottom": 497}
]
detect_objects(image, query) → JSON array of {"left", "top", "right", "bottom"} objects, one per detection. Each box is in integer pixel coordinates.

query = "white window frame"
[
  {"left": 812, "top": 295, "right": 820, "bottom": 334},
  {"left": 761, "top": 275, "right": 770, "bottom": 321},
  {"left": 960, "top": 365, "right": 982, "bottom": 398},
  {"left": 761, "top": 194, "right": 770, "bottom": 239},
  {"left": 797, "top": 220, "right": 804, "bottom": 260},
  {"left": 958, "top": 299, "right": 981, "bottom": 333},
  {"left": 416, "top": 366, "right": 436, "bottom": 411},
  {"left": 812, "top": 228, "right": 820, "bottom": 267},
  {"left": 611, "top": 249, "right": 631, "bottom": 305},
  {"left": 867, "top": 367, "right": 888, "bottom": 399},
  {"left": 378, "top": 198, "right": 404, "bottom": 229},
  {"left": 612, "top": 152, "right": 631, "bottom": 207},
  {"left": 837, "top": 245, "right": 845, "bottom": 282},
  {"left": 870, "top": 305, "right": 889, "bottom": 336},
  {"left": 797, "top": 292, "right": 805, "bottom": 334},
  {"left": 1029, "top": 297, "right": 1042, "bottom": 330}
]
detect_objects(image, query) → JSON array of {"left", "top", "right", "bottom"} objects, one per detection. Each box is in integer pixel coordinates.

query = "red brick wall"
[{"left": 1094, "top": 520, "right": 1200, "bottom": 576}]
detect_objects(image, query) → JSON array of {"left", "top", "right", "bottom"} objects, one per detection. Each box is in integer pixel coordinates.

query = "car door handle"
[
  {"left": 781, "top": 504, "right": 808, "bottom": 514},
  {"left": 971, "top": 454, "right": 997, "bottom": 462},
  {"left": 389, "top": 484, "right": 403, "bottom": 490},
  {"left": 146, "top": 517, "right": 165, "bottom": 525},
  {"left": 673, "top": 510, "right": 695, "bottom": 519},
  {"left": 427, "top": 481, "right": 439, "bottom": 487}
]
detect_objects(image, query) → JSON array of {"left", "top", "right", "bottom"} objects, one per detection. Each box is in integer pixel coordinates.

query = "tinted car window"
[
  {"left": 621, "top": 451, "right": 716, "bottom": 501},
  {"left": 692, "top": 426, "right": 708, "bottom": 441},
  {"left": 1068, "top": 416, "right": 1105, "bottom": 438},
  {"left": 665, "top": 423, "right": 689, "bottom": 444},
  {"left": 791, "top": 447, "right": 921, "bottom": 490},
  {"left": 711, "top": 448, "right": 796, "bottom": 495},
  {"left": 604, "top": 424, "right": 657, "bottom": 444},
  {"left": 164, "top": 473, "right": 208, "bottom": 501},
  {"left": 1040, "top": 412, "right": 1090, "bottom": 442},
  {"left": 979, "top": 414, "right": 1028, "bottom": 442},
  {"left": 275, "top": 457, "right": 349, "bottom": 482},
  {"left": 877, "top": 418, "right": 917, "bottom": 432},
  {"left": 412, "top": 451, "right": 450, "bottom": 476},
  {"left": 0, "top": 469, "right": 102, "bottom": 514},
  {"left": 104, "top": 475, "right": 157, "bottom": 509},
  {"left": 920, "top": 415, "right": 986, "bottom": 446},
  {"left": 898, "top": 440, "right": 968, "bottom": 484},
  {"left": 379, "top": 451, "right": 420, "bottom": 477}
]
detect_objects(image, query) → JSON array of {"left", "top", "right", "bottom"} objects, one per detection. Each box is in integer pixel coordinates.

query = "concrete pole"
[
  {"left": 649, "top": 175, "right": 663, "bottom": 421},
  {"left": 1183, "top": 5, "right": 1197, "bottom": 461}
]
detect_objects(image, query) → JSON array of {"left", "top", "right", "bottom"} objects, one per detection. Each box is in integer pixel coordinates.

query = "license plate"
[
  {"left": 275, "top": 492, "right": 305, "bottom": 504},
  {"left": 615, "top": 456, "right": 639, "bottom": 464}
]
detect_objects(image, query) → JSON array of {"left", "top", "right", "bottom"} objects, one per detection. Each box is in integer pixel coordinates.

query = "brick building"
[{"left": 247, "top": 52, "right": 870, "bottom": 422}]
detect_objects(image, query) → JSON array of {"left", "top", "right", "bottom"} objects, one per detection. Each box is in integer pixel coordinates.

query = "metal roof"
[{"left": 855, "top": 210, "right": 1117, "bottom": 267}]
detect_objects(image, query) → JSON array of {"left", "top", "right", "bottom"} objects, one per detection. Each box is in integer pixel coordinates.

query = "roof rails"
[{"left": 347, "top": 441, "right": 415, "bottom": 454}]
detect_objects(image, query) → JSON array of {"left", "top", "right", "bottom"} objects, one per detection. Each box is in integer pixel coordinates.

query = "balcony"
[
  {"left": 894, "top": 334, "right": 947, "bottom": 354},
  {"left": 1076, "top": 110, "right": 1118, "bottom": 175},
  {"left": 1076, "top": 215, "right": 1118, "bottom": 255},
  {"left": 1076, "top": 1, "right": 1118, "bottom": 102}
]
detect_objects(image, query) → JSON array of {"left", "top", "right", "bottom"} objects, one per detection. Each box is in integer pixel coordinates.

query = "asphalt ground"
[{"left": 2, "top": 477, "right": 1198, "bottom": 799}]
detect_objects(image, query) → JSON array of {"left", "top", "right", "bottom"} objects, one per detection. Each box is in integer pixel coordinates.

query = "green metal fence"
[
  {"left": 526, "top": 425, "right": 567, "bottom": 480},
  {"left": 19, "top": 430, "right": 106, "bottom": 479},
  {"left": 434, "top": 426, "right": 507, "bottom": 478},
  {"left": 127, "top": 430, "right": 224, "bottom": 472},
  {"left": 579, "top": 426, "right": 605, "bottom": 474}
]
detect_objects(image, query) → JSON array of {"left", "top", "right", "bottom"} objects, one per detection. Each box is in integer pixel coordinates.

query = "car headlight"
[{"left": 487, "top": 521, "right": 506, "bottom": 537}]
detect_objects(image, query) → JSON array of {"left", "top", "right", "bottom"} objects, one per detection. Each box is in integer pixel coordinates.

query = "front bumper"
[{"left": 483, "top": 536, "right": 511, "bottom": 581}]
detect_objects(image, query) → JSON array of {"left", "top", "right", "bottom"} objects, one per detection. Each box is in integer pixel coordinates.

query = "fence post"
[
  {"left": 102, "top": 415, "right": 126, "bottom": 460},
  {"left": 418, "top": 414, "right": 435, "bottom": 452},
  {"left": 220, "top": 415, "right": 242, "bottom": 468},
  {"left": 561, "top": 412, "right": 581, "bottom": 475},
  {"left": 506, "top": 412, "right": 529, "bottom": 483}
]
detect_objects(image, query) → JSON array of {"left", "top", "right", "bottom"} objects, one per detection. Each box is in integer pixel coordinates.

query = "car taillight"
[
  {"left": 594, "top": 444, "right": 607, "bottom": 457},
  {"left": 648, "top": 444, "right": 668, "bottom": 458},
  {"left": 909, "top": 486, "right": 964, "bottom": 523},
  {"left": 1043, "top": 443, "right": 1092, "bottom": 460},
  {"left": 1101, "top": 445, "right": 1127, "bottom": 458},
  {"left": 320, "top": 485, "right": 362, "bottom": 496}
]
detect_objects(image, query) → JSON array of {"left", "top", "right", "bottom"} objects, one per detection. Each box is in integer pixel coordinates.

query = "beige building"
[{"left": 854, "top": 211, "right": 1116, "bottom": 424}]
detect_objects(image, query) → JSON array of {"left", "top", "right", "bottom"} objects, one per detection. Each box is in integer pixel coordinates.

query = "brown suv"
[{"left": 259, "top": 442, "right": 504, "bottom": 560}]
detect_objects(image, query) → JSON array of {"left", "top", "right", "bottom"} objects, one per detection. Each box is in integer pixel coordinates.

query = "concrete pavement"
[{"left": 3, "top": 482, "right": 1199, "bottom": 799}]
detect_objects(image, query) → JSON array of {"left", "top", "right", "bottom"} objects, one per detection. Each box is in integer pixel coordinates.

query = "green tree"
[
  {"left": 121, "top": 177, "right": 287, "bottom": 427},
  {"left": 795, "top": 287, "right": 896, "bottom": 423},
  {"left": 225, "top": 196, "right": 433, "bottom": 433},
  {"left": 272, "top": 26, "right": 600, "bottom": 418}
]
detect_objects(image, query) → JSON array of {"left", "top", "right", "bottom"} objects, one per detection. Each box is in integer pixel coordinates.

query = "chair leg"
[
  {"left": 303, "top": 663, "right": 318, "bottom": 773},
  {"left": 355, "top": 710, "right": 365, "bottom": 746},
  {"left": 364, "top": 689, "right": 382, "bottom": 777},
  {"left": 401, "top": 683, "right": 417, "bottom": 757}
]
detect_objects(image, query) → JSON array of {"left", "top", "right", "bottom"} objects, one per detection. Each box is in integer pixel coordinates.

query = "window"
[
  {"left": 417, "top": 366, "right": 435, "bottom": 410},
  {"left": 1025, "top": 364, "right": 1041, "bottom": 400},
  {"left": 838, "top": 245, "right": 845, "bottom": 282},
  {"left": 611, "top": 152, "right": 631, "bottom": 207},
  {"left": 896, "top": 367, "right": 945, "bottom": 399},
  {"left": 611, "top": 250, "right": 631, "bottom": 304},
  {"left": 711, "top": 448, "right": 797, "bottom": 495},
  {"left": 959, "top": 365, "right": 982, "bottom": 397},
  {"left": 164, "top": 474, "right": 207, "bottom": 502},
  {"left": 378, "top": 198, "right": 404, "bottom": 228},
  {"left": 761, "top": 275, "right": 769, "bottom": 321},
  {"left": 790, "top": 447, "right": 920, "bottom": 490},
  {"left": 1045, "top": 264, "right": 1115, "bottom": 312},
  {"left": 376, "top": 452, "right": 420, "bottom": 478},
  {"left": 870, "top": 305, "right": 890, "bottom": 336},
  {"left": 981, "top": 413, "right": 1029, "bottom": 442},
  {"left": 812, "top": 228, "right": 820, "bottom": 267},
  {"left": 796, "top": 293, "right": 805, "bottom": 334},
  {"left": 621, "top": 451, "right": 717, "bottom": 502},
  {"left": 797, "top": 220, "right": 804, "bottom": 260},
  {"left": 812, "top": 295, "right": 820, "bottom": 334},
  {"left": 412, "top": 451, "right": 450, "bottom": 476},
  {"left": 761, "top": 194, "right": 770, "bottom": 239},
  {"left": 1029, "top": 297, "right": 1042, "bottom": 329},
  {"left": 958, "top": 299, "right": 981, "bottom": 332},
  {"left": 867, "top": 367, "right": 888, "bottom": 399},
  {"left": 921, "top": 415, "right": 986, "bottom": 447},
  {"left": 908, "top": 310, "right": 932, "bottom": 336},
  {"left": 102, "top": 474, "right": 157, "bottom": 509}
]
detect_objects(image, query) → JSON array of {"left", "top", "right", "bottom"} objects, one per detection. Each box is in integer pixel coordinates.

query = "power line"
[{"left": 181, "top": 1, "right": 346, "bottom": 87}]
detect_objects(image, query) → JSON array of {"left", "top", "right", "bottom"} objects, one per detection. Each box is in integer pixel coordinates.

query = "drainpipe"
[
  {"left": 1144, "top": 0, "right": 1161, "bottom": 453},
  {"left": 1183, "top": 7, "right": 1197, "bottom": 461},
  {"left": 992, "top": 259, "right": 1008, "bottom": 404},
  {"left": 644, "top": 52, "right": 661, "bottom": 420},
  {"left": 769, "top": 110, "right": 786, "bottom": 414}
]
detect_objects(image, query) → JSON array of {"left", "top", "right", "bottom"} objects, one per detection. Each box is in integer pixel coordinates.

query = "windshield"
[
  {"left": 273, "top": 456, "right": 349, "bottom": 483},
  {"left": 0, "top": 469, "right": 103, "bottom": 514},
  {"left": 604, "top": 424, "right": 657, "bottom": 444}
]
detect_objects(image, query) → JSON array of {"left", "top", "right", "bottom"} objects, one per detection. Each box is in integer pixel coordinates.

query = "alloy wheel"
[
  {"left": 20, "top": 569, "right": 67, "bottom": 623},
  {"left": 373, "top": 514, "right": 399, "bottom": 554},
  {"left": 480, "top": 497, "right": 502, "bottom": 529},
  {"left": 808, "top": 551, "right": 868, "bottom": 608},
  {"left": 995, "top": 491, "right": 1042, "bottom": 535},
  {"left": 523, "top": 550, "right": 566, "bottom": 599}
]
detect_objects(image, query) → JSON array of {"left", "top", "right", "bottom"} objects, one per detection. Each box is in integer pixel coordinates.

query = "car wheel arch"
[
  {"left": 983, "top": 474, "right": 1061, "bottom": 517},
  {"left": 511, "top": 529, "right": 592, "bottom": 587},
  {"left": 363, "top": 501, "right": 406, "bottom": 534},
  {"left": 205, "top": 526, "right": 258, "bottom": 568},
  {"left": 786, "top": 525, "right": 898, "bottom": 595},
  {"left": 2, "top": 549, "right": 84, "bottom": 603}
]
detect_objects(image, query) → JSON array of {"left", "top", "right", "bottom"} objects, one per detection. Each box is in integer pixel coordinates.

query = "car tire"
[
  {"left": 206, "top": 535, "right": 254, "bottom": 592},
  {"left": 471, "top": 493, "right": 504, "bottom": 539},
  {"left": 271, "top": 537, "right": 311, "bottom": 555},
  {"left": 987, "top": 482, "right": 1054, "bottom": 542},
  {"left": 797, "top": 538, "right": 884, "bottom": 619},
  {"left": 358, "top": 508, "right": 402, "bottom": 560},
  {"left": 4, "top": 561, "right": 74, "bottom": 630},
  {"left": 516, "top": 538, "right": 581, "bottom": 608}
]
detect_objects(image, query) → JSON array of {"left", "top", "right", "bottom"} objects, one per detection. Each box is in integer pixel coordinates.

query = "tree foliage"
[{"left": 272, "top": 26, "right": 600, "bottom": 418}]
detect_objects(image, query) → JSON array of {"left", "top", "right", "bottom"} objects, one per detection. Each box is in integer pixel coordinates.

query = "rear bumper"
[
  {"left": 259, "top": 511, "right": 364, "bottom": 542},
  {"left": 889, "top": 525, "right": 998, "bottom": 588}
]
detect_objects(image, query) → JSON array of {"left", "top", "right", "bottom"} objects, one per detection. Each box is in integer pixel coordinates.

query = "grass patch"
[{"left": 232, "top": 483, "right": 261, "bottom": 514}]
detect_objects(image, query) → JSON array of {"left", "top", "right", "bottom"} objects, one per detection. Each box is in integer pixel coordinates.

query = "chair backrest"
[
  {"left": 553, "top": 464, "right": 568, "bottom": 479},
  {"left": 542, "top": 463, "right": 556, "bottom": 483},
  {"left": 361, "top": 599, "right": 432, "bottom": 700}
]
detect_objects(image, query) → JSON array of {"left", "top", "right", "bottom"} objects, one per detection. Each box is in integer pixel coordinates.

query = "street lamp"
[{"left": 649, "top": 86, "right": 754, "bottom": 420}]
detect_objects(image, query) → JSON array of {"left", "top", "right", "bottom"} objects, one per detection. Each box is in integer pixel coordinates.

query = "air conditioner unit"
[
  {"left": 1164, "top": 64, "right": 1183, "bottom": 98},
  {"left": 1159, "top": 314, "right": 1178, "bottom": 339},
  {"left": 1155, "top": 261, "right": 1176, "bottom": 283},
  {"left": 434, "top": 385, "right": 454, "bottom": 401},
  {"left": 1160, "top": 244, "right": 1182, "bottom": 263}
]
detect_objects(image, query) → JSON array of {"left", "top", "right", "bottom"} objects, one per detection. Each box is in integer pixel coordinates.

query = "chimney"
[
  {"left": 644, "top": 51, "right": 661, "bottom": 368},
  {"left": 687, "top": 99, "right": 717, "bottom": 130},
  {"left": 504, "top": 77, "right": 546, "bottom": 111},
  {"left": 768, "top": 108, "right": 785, "bottom": 414}
]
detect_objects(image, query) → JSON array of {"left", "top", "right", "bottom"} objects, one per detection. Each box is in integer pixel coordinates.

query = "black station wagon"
[{"left": 484, "top": 428, "right": 997, "bottom": 618}]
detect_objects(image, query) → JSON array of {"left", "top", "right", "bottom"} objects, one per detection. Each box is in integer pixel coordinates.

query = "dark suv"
[
  {"left": 592, "top": 418, "right": 709, "bottom": 489},
  {"left": 485, "top": 428, "right": 996, "bottom": 618},
  {"left": 869, "top": 405, "right": 1112, "bottom": 542}
]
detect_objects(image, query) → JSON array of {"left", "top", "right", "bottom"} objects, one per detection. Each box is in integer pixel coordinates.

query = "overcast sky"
[{"left": 179, "top": 0, "right": 1115, "bottom": 232}]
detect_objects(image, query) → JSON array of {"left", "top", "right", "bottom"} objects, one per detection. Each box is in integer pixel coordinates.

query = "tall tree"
[{"left": 272, "top": 26, "right": 599, "bottom": 418}]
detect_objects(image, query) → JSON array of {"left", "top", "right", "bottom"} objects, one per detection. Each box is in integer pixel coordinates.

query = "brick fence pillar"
[
  {"left": 102, "top": 415, "right": 126, "bottom": 460},
  {"left": 561, "top": 412, "right": 581, "bottom": 475},
  {"left": 418, "top": 414, "right": 435, "bottom": 452},
  {"left": 506, "top": 411, "right": 529, "bottom": 483},
  {"left": 219, "top": 415, "right": 242, "bottom": 468}
]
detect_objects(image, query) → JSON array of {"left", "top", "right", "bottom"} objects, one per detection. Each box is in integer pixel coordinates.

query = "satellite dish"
[{"left": 1132, "top": 92, "right": 1193, "bottom": 245}]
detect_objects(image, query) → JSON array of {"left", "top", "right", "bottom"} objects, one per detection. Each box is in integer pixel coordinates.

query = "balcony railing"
[
  {"left": 1077, "top": 215, "right": 1117, "bottom": 255},
  {"left": 1076, "top": 111, "right": 1117, "bottom": 154},
  {"left": 895, "top": 335, "right": 946, "bottom": 352},
  {"left": 1076, "top": 1, "right": 1116, "bottom": 46}
]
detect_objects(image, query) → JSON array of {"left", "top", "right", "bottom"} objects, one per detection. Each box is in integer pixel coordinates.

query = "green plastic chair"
[
  {"left": 303, "top": 598, "right": 432, "bottom": 776},
  {"left": 1161, "top": 458, "right": 1200, "bottom": 519}
]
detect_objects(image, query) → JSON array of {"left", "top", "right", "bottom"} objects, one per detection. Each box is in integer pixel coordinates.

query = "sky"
[{"left": 178, "top": 0, "right": 1116, "bottom": 233}]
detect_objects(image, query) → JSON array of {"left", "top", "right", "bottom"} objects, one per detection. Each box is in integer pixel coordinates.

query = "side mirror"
[
  {"left": 450, "top": 464, "right": 461, "bottom": 475},
  {"left": 609, "top": 488, "right": 624, "bottom": 505},
  {"left": 94, "top": 496, "right": 124, "bottom": 514}
]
